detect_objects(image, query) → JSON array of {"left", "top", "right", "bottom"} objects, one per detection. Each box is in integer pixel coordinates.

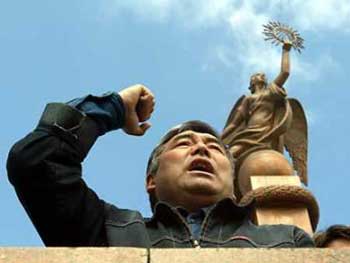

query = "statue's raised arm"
[{"left": 273, "top": 40, "right": 292, "bottom": 87}]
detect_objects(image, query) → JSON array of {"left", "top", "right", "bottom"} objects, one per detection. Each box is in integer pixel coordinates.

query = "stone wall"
[{"left": 1, "top": 248, "right": 350, "bottom": 263}]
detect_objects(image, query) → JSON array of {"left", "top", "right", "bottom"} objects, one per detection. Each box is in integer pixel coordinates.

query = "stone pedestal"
[
  {"left": 249, "top": 176, "right": 314, "bottom": 235},
  {"left": 235, "top": 149, "right": 319, "bottom": 234}
]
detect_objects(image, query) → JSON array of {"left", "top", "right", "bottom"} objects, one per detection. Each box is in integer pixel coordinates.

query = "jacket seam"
[
  {"left": 217, "top": 224, "right": 223, "bottom": 248},
  {"left": 151, "top": 236, "right": 191, "bottom": 246},
  {"left": 200, "top": 206, "right": 216, "bottom": 240},
  {"left": 201, "top": 236, "right": 295, "bottom": 248},
  {"left": 105, "top": 219, "right": 145, "bottom": 227},
  {"left": 294, "top": 229, "right": 304, "bottom": 244}
]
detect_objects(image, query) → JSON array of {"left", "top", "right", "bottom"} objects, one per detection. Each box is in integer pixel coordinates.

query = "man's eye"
[
  {"left": 176, "top": 141, "right": 191, "bottom": 147},
  {"left": 208, "top": 144, "right": 223, "bottom": 152}
]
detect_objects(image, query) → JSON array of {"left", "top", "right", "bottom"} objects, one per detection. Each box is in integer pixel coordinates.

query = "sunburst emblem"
[{"left": 262, "top": 21, "right": 304, "bottom": 53}]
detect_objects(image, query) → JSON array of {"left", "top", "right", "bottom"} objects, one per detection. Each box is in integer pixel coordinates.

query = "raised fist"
[{"left": 118, "top": 84, "right": 155, "bottom": 136}]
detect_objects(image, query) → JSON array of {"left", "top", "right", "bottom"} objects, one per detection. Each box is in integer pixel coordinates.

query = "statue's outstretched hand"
[
  {"left": 118, "top": 84, "right": 155, "bottom": 136},
  {"left": 283, "top": 39, "right": 292, "bottom": 51}
]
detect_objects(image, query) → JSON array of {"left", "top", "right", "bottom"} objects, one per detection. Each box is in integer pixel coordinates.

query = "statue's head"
[
  {"left": 249, "top": 72, "right": 267, "bottom": 93},
  {"left": 146, "top": 120, "right": 235, "bottom": 212}
]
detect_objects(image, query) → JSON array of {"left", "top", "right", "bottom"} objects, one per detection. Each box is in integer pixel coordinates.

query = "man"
[
  {"left": 314, "top": 225, "right": 350, "bottom": 248},
  {"left": 7, "top": 84, "right": 314, "bottom": 247}
]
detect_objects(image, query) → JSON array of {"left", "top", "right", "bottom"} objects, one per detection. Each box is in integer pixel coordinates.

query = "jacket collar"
[
  {"left": 148, "top": 201, "right": 192, "bottom": 240},
  {"left": 199, "top": 197, "right": 254, "bottom": 240},
  {"left": 151, "top": 197, "right": 254, "bottom": 219},
  {"left": 149, "top": 197, "right": 254, "bottom": 237}
]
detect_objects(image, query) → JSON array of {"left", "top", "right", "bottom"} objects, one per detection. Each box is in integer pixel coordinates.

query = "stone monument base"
[{"left": 240, "top": 176, "right": 317, "bottom": 235}]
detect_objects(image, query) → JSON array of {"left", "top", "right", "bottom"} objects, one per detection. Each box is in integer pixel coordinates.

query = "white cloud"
[
  {"left": 103, "top": 0, "right": 348, "bottom": 84},
  {"left": 188, "top": 0, "right": 234, "bottom": 27},
  {"left": 106, "top": 0, "right": 350, "bottom": 31},
  {"left": 290, "top": 0, "right": 350, "bottom": 32},
  {"left": 103, "top": 0, "right": 173, "bottom": 22},
  {"left": 103, "top": 0, "right": 234, "bottom": 27},
  {"left": 293, "top": 53, "right": 338, "bottom": 82},
  {"left": 226, "top": 2, "right": 276, "bottom": 81}
]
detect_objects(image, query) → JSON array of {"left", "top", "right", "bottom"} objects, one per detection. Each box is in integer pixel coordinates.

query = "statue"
[
  {"left": 221, "top": 22, "right": 319, "bottom": 234},
  {"left": 222, "top": 21, "right": 308, "bottom": 186}
]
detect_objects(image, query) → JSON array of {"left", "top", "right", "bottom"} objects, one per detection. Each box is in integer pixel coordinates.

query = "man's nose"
[{"left": 191, "top": 142, "right": 210, "bottom": 157}]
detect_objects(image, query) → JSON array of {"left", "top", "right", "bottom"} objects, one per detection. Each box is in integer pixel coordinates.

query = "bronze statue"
[{"left": 222, "top": 23, "right": 308, "bottom": 186}]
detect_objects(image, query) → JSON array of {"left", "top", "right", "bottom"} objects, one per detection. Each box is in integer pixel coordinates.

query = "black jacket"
[{"left": 7, "top": 103, "right": 314, "bottom": 248}]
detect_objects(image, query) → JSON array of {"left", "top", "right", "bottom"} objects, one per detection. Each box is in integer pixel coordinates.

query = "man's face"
[{"left": 147, "top": 130, "right": 234, "bottom": 211}]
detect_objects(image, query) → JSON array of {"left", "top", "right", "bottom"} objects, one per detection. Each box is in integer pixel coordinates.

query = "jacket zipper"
[
  {"left": 170, "top": 206, "right": 202, "bottom": 248},
  {"left": 192, "top": 239, "right": 201, "bottom": 248}
]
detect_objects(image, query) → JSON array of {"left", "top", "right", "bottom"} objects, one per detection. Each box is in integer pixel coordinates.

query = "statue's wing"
[
  {"left": 224, "top": 95, "right": 246, "bottom": 129},
  {"left": 284, "top": 98, "right": 308, "bottom": 185}
]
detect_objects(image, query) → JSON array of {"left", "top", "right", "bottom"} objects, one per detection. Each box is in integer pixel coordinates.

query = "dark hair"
[
  {"left": 314, "top": 225, "right": 350, "bottom": 247},
  {"left": 146, "top": 120, "right": 234, "bottom": 211}
]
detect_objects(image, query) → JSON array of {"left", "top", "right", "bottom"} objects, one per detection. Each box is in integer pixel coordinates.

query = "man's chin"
[
  {"left": 183, "top": 186, "right": 222, "bottom": 210},
  {"left": 183, "top": 180, "right": 221, "bottom": 196}
]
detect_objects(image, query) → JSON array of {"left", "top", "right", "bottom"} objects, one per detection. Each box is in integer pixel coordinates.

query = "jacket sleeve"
[
  {"left": 293, "top": 226, "right": 315, "bottom": 247},
  {"left": 7, "top": 102, "right": 124, "bottom": 246}
]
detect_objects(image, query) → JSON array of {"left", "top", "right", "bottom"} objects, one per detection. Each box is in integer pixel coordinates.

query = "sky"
[{"left": 0, "top": 0, "right": 349, "bottom": 246}]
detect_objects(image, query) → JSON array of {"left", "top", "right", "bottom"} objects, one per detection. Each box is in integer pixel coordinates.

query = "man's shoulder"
[
  {"left": 249, "top": 222, "right": 312, "bottom": 237},
  {"left": 103, "top": 203, "right": 145, "bottom": 225},
  {"left": 102, "top": 203, "right": 152, "bottom": 247},
  {"left": 242, "top": 220, "right": 293, "bottom": 232},
  {"left": 239, "top": 221, "right": 314, "bottom": 247},
  {"left": 252, "top": 223, "right": 296, "bottom": 236}
]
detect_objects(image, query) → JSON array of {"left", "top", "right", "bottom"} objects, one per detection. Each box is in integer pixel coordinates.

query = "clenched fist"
[{"left": 119, "top": 84, "right": 155, "bottom": 136}]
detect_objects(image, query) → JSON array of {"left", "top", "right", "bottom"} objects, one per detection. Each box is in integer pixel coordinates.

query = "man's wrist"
[{"left": 67, "top": 92, "right": 126, "bottom": 136}]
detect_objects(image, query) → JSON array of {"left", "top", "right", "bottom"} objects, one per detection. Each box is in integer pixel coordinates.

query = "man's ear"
[{"left": 146, "top": 174, "right": 156, "bottom": 194}]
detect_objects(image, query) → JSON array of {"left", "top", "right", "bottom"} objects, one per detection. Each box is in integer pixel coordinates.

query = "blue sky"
[{"left": 1, "top": 0, "right": 349, "bottom": 246}]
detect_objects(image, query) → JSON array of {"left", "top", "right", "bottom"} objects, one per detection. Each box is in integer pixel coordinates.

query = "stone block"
[
  {"left": 2, "top": 248, "right": 350, "bottom": 263},
  {"left": 0, "top": 248, "right": 147, "bottom": 263},
  {"left": 150, "top": 248, "right": 350, "bottom": 263},
  {"left": 254, "top": 206, "right": 313, "bottom": 235},
  {"left": 250, "top": 176, "right": 301, "bottom": 189}
]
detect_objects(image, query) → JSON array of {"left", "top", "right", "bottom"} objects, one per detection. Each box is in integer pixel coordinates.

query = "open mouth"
[{"left": 188, "top": 159, "right": 214, "bottom": 174}]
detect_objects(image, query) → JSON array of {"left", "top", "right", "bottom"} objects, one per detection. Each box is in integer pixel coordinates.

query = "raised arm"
[
  {"left": 7, "top": 84, "right": 154, "bottom": 246},
  {"left": 273, "top": 40, "right": 292, "bottom": 87}
]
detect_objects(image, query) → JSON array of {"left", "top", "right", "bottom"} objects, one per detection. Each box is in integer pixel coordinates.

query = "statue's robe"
[{"left": 223, "top": 82, "right": 293, "bottom": 161}]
